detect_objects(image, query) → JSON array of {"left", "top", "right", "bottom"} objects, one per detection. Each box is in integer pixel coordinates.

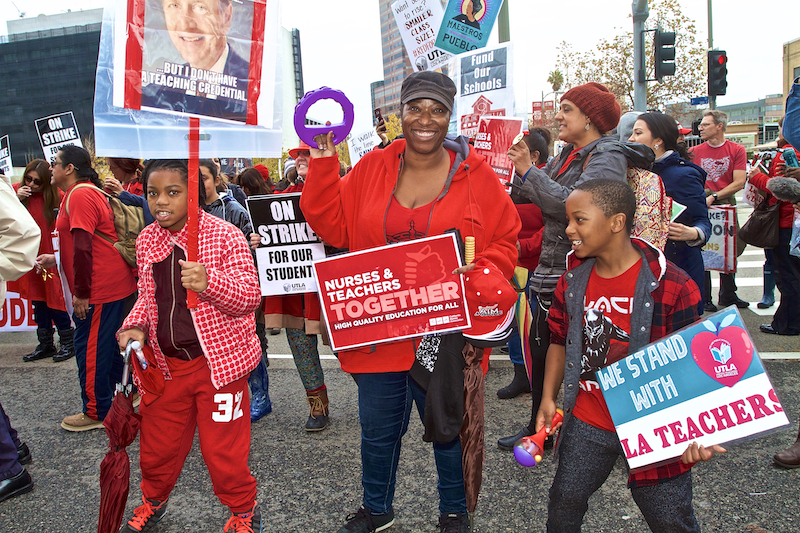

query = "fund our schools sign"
[
  {"left": 313, "top": 234, "right": 470, "bottom": 352},
  {"left": 597, "top": 307, "right": 789, "bottom": 471},
  {"left": 247, "top": 193, "right": 325, "bottom": 296},
  {"left": 35, "top": 112, "right": 83, "bottom": 164}
]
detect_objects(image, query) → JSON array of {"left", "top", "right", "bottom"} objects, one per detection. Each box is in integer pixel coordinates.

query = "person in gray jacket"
[{"left": 498, "top": 82, "right": 631, "bottom": 450}]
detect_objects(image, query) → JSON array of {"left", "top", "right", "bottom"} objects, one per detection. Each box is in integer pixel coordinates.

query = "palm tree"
[{"left": 547, "top": 70, "right": 564, "bottom": 93}]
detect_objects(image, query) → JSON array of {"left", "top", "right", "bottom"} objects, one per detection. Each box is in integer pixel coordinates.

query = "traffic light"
[
  {"left": 708, "top": 50, "right": 728, "bottom": 96},
  {"left": 654, "top": 27, "right": 676, "bottom": 81}
]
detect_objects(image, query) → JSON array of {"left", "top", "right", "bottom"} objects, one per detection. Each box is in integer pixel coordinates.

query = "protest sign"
[
  {"left": 702, "top": 206, "right": 737, "bottom": 273},
  {"left": 219, "top": 158, "right": 252, "bottom": 178},
  {"left": 392, "top": 0, "right": 453, "bottom": 72},
  {"left": 247, "top": 193, "right": 325, "bottom": 296},
  {"left": 313, "top": 234, "right": 470, "bottom": 352},
  {"left": 454, "top": 43, "right": 513, "bottom": 139},
  {"left": 0, "top": 136, "right": 12, "bottom": 177},
  {"left": 347, "top": 129, "right": 381, "bottom": 166},
  {"left": 597, "top": 307, "right": 789, "bottom": 471},
  {"left": 473, "top": 116, "right": 523, "bottom": 190},
  {"left": 35, "top": 112, "right": 83, "bottom": 164},
  {"left": 435, "top": 0, "right": 503, "bottom": 55},
  {"left": 0, "top": 292, "right": 36, "bottom": 332},
  {"left": 94, "top": 0, "right": 282, "bottom": 158},
  {"left": 743, "top": 181, "right": 766, "bottom": 208}
]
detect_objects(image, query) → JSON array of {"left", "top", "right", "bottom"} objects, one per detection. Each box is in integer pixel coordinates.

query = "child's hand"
[
  {"left": 535, "top": 399, "right": 561, "bottom": 436},
  {"left": 118, "top": 327, "right": 145, "bottom": 351},
  {"left": 681, "top": 441, "right": 726, "bottom": 464},
  {"left": 178, "top": 260, "right": 208, "bottom": 292}
]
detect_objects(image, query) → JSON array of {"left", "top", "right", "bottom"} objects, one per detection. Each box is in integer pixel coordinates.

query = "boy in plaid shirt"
[{"left": 536, "top": 179, "right": 724, "bottom": 532}]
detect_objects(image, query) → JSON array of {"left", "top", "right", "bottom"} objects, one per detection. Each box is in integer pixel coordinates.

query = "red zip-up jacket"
[{"left": 121, "top": 210, "right": 261, "bottom": 389}]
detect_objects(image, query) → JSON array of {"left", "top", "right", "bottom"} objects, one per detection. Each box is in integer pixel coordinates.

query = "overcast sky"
[{"left": 2, "top": 0, "right": 797, "bottom": 133}]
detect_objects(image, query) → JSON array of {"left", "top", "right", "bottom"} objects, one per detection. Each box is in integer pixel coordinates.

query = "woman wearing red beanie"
[{"left": 500, "top": 82, "right": 652, "bottom": 450}]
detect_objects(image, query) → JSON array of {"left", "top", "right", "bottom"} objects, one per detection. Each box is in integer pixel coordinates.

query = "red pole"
[{"left": 186, "top": 117, "right": 200, "bottom": 309}]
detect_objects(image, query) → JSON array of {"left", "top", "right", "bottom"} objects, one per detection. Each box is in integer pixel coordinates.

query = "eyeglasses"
[{"left": 24, "top": 176, "right": 43, "bottom": 186}]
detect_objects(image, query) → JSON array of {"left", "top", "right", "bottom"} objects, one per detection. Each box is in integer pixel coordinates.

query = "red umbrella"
[{"left": 98, "top": 343, "right": 142, "bottom": 533}]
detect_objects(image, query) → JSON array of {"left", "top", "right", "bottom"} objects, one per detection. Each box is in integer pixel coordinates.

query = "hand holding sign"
[{"left": 294, "top": 86, "right": 354, "bottom": 148}]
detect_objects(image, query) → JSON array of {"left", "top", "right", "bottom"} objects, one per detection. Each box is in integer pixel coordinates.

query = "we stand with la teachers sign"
[{"left": 598, "top": 307, "right": 789, "bottom": 471}]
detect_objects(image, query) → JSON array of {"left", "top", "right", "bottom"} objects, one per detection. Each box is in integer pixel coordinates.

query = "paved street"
[{"left": 1, "top": 200, "right": 798, "bottom": 532}]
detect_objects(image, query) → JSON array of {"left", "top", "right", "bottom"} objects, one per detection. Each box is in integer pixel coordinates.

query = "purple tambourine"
[{"left": 293, "top": 87, "right": 355, "bottom": 147}]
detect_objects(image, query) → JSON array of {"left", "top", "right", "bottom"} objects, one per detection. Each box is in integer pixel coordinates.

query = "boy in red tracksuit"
[
  {"left": 536, "top": 179, "right": 724, "bottom": 532},
  {"left": 118, "top": 160, "right": 262, "bottom": 533}
]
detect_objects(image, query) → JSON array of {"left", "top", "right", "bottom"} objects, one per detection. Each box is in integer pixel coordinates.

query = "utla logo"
[{"left": 690, "top": 312, "right": 753, "bottom": 388}]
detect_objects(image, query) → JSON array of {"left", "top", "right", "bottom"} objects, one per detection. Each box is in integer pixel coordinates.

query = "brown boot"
[
  {"left": 305, "top": 388, "right": 329, "bottom": 432},
  {"left": 774, "top": 427, "right": 800, "bottom": 469}
]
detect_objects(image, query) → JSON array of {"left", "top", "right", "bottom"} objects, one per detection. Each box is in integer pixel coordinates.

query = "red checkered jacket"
[
  {"left": 549, "top": 238, "right": 701, "bottom": 487},
  {"left": 122, "top": 210, "right": 261, "bottom": 389}
]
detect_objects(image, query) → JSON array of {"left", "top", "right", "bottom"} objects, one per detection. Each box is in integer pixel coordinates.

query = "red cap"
[
  {"left": 462, "top": 258, "right": 517, "bottom": 345},
  {"left": 254, "top": 164, "right": 270, "bottom": 182},
  {"left": 289, "top": 140, "right": 312, "bottom": 159},
  {"left": 678, "top": 126, "right": 692, "bottom": 135}
]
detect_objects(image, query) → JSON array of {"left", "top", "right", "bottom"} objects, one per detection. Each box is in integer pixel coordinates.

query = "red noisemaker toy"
[{"left": 513, "top": 409, "right": 563, "bottom": 467}]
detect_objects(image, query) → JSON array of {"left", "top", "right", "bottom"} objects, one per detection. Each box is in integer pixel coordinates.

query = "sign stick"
[{"left": 187, "top": 117, "right": 200, "bottom": 309}]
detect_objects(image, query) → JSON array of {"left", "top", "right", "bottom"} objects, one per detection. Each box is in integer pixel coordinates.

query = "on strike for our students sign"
[
  {"left": 313, "top": 234, "right": 471, "bottom": 352},
  {"left": 35, "top": 112, "right": 83, "bottom": 164},
  {"left": 247, "top": 193, "right": 325, "bottom": 296},
  {"left": 0, "top": 135, "right": 12, "bottom": 177},
  {"left": 597, "top": 307, "right": 789, "bottom": 471}
]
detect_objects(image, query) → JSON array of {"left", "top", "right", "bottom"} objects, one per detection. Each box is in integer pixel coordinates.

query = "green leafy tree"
[
  {"left": 547, "top": 70, "right": 564, "bottom": 93},
  {"left": 554, "top": 0, "right": 705, "bottom": 113}
]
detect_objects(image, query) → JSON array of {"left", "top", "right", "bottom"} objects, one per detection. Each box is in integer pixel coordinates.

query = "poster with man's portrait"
[{"left": 139, "top": 0, "right": 254, "bottom": 122}]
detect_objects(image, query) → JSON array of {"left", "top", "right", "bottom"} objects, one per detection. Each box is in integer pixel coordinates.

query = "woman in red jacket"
[
  {"left": 301, "top": 71, "right": 519, "bottom": 533},
  {"left": 12, "top": 159, "right": 73, "bottom": 363}
]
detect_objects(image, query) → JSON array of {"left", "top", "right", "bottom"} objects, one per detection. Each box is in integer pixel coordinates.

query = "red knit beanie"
[
  {"left": 560, "top": 82, "right": 621, "bottom": 134},
  {"left": 254, "top": 164, "right": 270, "bottom": 182}
]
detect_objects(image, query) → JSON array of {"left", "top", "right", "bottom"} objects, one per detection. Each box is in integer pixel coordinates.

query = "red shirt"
[
  {"left": 56, "top": 182, "right": 136, "bottom": 304},
  {"left": 690, "top": 140, "right": 746, "bottom": 192},
  {"left": 573, "top": 259, "right": 641, "bottom": 432}
]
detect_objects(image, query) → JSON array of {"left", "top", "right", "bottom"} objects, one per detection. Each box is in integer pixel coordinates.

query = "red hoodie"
[{"left": 301, "top": 137, "right": 520, "bottom": 374}]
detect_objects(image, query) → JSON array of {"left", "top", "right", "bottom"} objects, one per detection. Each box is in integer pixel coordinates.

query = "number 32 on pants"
[{"left": 212, "top": 391, "right": 244, "bottom": 422}]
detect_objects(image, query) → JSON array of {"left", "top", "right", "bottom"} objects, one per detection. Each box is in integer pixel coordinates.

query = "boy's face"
[
  {"left": 147, "top": 169, "right": 189, "bottom": 233},
  {"left": 565, "top": 190, "right": 617, "bottom": 259}
]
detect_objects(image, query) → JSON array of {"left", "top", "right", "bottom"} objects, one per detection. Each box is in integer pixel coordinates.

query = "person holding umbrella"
[
  {"left": 117, "top": 159, "right": 263, "bottom": 532},
  {"left": 300, "top": 71, "right": 519, "bottom": 533}
]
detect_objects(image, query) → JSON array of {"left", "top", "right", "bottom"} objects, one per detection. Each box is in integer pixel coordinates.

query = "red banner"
[
  {"left": 473, "top": 116, "right": 524, "bottom": 190},
  {"left": 532, "top": 101, "right": 543, "bottom": 127},
  {"left": 313, "top": 235, "right": 471, "bottom": 351}
]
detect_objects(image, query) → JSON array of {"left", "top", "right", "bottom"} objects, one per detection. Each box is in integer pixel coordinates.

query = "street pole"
[
  {"left": 632, "top": 0, "right": 649, "bottom": 111},
  {"left": 708, "top": 0, "right": 715, "bottom": 109},
  {"left": 498, "top": 0, "right": 510, "bottom": 43}
]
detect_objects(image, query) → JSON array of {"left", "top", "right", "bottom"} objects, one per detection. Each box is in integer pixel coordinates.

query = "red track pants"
[{"left": 138, "top": 359, "right": 256, "bottom": 513}]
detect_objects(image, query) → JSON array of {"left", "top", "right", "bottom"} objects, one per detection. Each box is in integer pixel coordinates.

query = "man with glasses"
[{"left": 691, "top": 109, "right": 748, "bottom": 311}]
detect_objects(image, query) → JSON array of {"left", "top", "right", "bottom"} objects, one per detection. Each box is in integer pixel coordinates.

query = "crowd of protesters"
[{"left": 0, "top": 72, "right": 799, "bottom": 533}]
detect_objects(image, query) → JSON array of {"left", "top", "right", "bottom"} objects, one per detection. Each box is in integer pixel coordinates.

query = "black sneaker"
[
  {"left": 438, "top": 512, "right": 471, "bottom": 533},
  {"left": 337, "top": 505, "right": 395, "bottom": 533},
  {"left": 719, "top": 297, "right": 749, "bottom": 309},
  {"left": 223, "top": 502, "right": 262, "bottom": 532},
  {"left": 120, "top": 496, "right": 168, "bottom": 532},
  {"left": 703, "top": 301, "right": 718, "bottom": 313},
  {"left": 17, "top": 442, "right": 32, "bottom": 465}
]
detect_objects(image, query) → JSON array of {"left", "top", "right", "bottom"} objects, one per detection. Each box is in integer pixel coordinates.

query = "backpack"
[
  {"left": 65, "top": 183, "right": 145, "bottom": 268},
  {"left": 584, "top": 142, "right": 672, "bottom": 251}
]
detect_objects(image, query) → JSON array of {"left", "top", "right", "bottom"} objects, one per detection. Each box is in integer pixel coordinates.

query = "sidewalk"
[{"left": 0, "top": 332, "right": 798, "bottom": 532}]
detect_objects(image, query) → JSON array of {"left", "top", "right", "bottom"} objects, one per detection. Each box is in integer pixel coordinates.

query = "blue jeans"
[{"left": 356, "top": 372, "right": 467, "bottom": 515}]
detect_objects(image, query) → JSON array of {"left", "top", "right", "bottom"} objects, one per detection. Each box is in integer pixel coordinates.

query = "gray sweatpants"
[{"left": 547, "top": 416, "right": 701, "bottom": 533}]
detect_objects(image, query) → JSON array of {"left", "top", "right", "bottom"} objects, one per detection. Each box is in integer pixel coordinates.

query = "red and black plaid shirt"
[{"left": 549, "top": 238, "right": 701, "bottom": 487}]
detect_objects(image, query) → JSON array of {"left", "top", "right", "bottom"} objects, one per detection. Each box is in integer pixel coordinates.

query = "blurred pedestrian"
[
  {"left": 11, "top": 160, "right": 74, "bottom": 362},
  {"left": 0, "top": 172, "right": 40, "bottom": 502}
]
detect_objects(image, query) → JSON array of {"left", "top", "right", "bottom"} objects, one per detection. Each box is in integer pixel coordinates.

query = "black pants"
[
  {"left": 527, "top": 293, "right": 553, "bottom": 431},
  {"left": 704, "top": 270, "right": 739, "bottom": 304},
  {"left": 770, "top": 228, "right": 800, "bottom": 335}
]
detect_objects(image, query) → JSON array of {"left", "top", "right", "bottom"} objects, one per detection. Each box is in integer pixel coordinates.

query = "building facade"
[
  {"left": 371, "top": 0, "right": 416, "bottom": 117},
  {"left": 783, "top": 36, "right": 800, "bottom": 101},
  {"left": 2, "top": 10, "right": 103, "bottom": 167}
]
